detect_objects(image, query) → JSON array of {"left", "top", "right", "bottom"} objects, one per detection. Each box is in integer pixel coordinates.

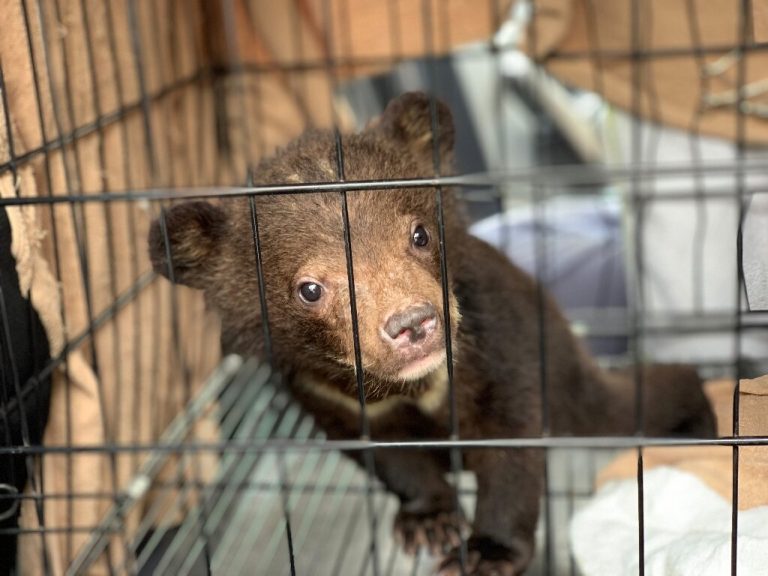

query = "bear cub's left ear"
[
  {"left": 369, "top": 91, "right": 455, "bottom": 173},
  {"left": 148, "top": 201, "right": 227, "bottom": 289}
]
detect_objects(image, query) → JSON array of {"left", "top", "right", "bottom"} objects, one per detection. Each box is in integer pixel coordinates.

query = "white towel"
[{"left": 570, "top": 467, "right": 768, "bottom": 576}]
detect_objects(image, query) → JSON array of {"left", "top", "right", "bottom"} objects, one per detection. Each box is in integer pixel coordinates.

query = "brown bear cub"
[{"left": 149, "top": 92, "right": 715, "bottom": 575}]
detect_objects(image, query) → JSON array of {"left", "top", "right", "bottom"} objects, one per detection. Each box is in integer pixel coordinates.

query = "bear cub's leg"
[
  {"left": 352, "top": 448, "right": 466, "bottom": 556},
  {"left": 438, "top": 448, "right": 543, "bottom": 576}
]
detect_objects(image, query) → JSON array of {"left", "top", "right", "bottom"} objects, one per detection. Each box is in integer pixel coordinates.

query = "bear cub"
[{"left": 149, "top": 92, "right": 715, "bottom": 575}]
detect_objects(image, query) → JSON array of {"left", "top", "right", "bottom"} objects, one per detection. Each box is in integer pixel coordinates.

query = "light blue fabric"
[{"left": 469, "top": 195, "right": 627, "bottom": 355}]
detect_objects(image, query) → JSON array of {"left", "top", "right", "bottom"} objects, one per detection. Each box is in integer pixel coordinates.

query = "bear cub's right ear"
[{"left": 148, "top": 201, "right": 227, "bottom": 289}]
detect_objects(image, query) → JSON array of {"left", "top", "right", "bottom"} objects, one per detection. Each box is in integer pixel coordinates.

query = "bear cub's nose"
[{"left": 383, "top": 303, "right": 438, "bottom": 345}]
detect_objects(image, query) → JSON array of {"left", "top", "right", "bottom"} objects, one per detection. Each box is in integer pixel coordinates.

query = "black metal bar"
[
  {"left": 19, "top": 0, "right": 76, "bottom": 565},
  {"left": 334, "top": 127, "right": 381, "bottom": 573},
  {"left": 583, "top": 0, "right": 606, "bottom": 97},
  {"left": 230, "top": 0, "right": 297, "bottom": 568},
  {"left": 157, "top": 191, "right": 213, "bottom": 573},
  {"left": 78, "top": 1, "right": 132, "bottom": 567},
  {"left": 127, "top": 0, "right": 158, "bottom": 180},
  {"left": 567, "top": 451, "right": 578, "bottom": 576},
  {"left": 422, "top": 1, "right": 467, "bottom": 573},
  {"left": 637, "top": 447, "right": 645, "bottom": 576},
  {"left": 387, "top": 0, "right": 403, "bottom": 60},
  {"left": 0, "top": 482, "right": 600, "bottom": 501},
  {"left": 0, "top": 59, "right": 50, "bottom": 572},
  {"left": 629, "top": 1, "right": 646, "bottom": 573},
  {"left": 186, "top": 40, "right": 768, "bottom": 79},
  {"left": 731, "top": 2, "right": 751, "bottom": 575},
  {"left": 0, "top": 72, "right": 203, "bottom": 180},
  {"left": 0, "top": 62, "right": 23, "bottom": 495},
  {"left": 489, "top": 0, "right": 514, "bottom": 279},
  {"left": 289, "top": 0, "right": 314, "bottom": 129},
  {"left": 40, "top": 24, "right": 109, "bottom": 571},
  {"left": 102, "top": 0, "right": 145, "bottom": 511},
  {"left": 3, "top": 433, "right": 768, "bottom": 458},
  {"left": 147, "top": 1, "right": 217, "bottom": 571},
  {"left": 248, "top": 192, "right": 274, "bottom": 363},
  {"left": 685, "top": 0, "right": 710, "bottom": 316},
  {"left": 221, "top": 0, "right": 260, "bottom": 168},
  {"left": 4, "top": 280, "right": 765, "bottom": 433},
  {"left": 527, "top": 2, "right": 556, "bottom": 572},
  {"left": 327, "top": 33, "right": 370, "bottom": 442},
  {"left": 4, "top": 162, "right": 768, "bottom": 207},
  {"left": 126, "top": 0, "right": 168, "bottom": 501},
  {"left": 319, "top": 2, "right": 380, "bottom": 573}
]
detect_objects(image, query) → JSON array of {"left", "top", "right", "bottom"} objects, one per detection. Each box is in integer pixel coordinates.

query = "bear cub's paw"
[
  {"left": 393, "top": 498, "right": 467, "bottom": 556},
  {"left": 436, "top": 536, "right": 531, "bottom": 576}
]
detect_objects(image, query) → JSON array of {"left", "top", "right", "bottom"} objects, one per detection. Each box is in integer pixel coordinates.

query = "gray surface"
[
  {"left": 148, "top": 362, "right": 618, "bottom": 575},
  {"left": 217, "top": 445, "right": 617, "bottom": 576},
  {"left": 744, "top": 192, "right": 768, "bottom": 312}
]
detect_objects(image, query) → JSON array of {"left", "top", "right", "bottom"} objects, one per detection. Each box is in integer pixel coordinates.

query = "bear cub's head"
[{"left": 149, "top": 92, "right": 464, "bottom": 403}]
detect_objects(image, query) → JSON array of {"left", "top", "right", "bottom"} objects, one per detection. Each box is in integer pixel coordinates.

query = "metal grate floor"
[{"left": 76, "top": 358, "right": 618, "bottom": 575}]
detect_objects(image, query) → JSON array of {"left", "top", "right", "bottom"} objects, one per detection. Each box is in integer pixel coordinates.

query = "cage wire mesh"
[{"left": 0, "top": 0, "right": 767, "bottom": 575}]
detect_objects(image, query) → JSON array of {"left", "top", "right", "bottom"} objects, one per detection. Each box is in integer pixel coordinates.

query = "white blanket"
[{"left": 570, "top": 467, "right": 768, "bottom": 576}]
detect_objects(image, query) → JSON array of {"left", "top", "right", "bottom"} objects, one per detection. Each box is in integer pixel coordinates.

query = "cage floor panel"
[{"left": 76, "top": 359, "right": 618, "bottom": 575}]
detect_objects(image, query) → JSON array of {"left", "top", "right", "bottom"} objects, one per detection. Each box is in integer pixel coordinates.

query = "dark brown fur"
[{"left": 149, "top": 93, "right": 715, "bottom": 575}]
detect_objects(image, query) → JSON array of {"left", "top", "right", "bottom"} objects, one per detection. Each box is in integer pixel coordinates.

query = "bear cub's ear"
[
  {"left": 370, "top": 91, "right": 455, "bottom": 171},
  {"left": 148, "top": 201, "right": 227, "bottom": 289}
]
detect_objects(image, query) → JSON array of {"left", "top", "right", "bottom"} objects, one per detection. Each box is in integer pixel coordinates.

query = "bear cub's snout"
[{"left": 382, "top": 302, "right": 438, "bottom": 346}]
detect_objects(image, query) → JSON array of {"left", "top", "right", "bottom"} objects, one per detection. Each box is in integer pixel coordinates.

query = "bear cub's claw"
[
  {"left": 436, "top": 536, "right": 530, "bottom": 576},
  {"left": 394, "top": 506, "right": 468, "bottom": 557}
]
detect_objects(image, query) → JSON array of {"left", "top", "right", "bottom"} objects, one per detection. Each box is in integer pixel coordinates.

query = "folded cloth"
[
  {"left": 571, "top": 467, "right": 768, "bottom": 576},
  {"left": 571, "top": 375, "right": 768, "bottom": 575},
  {"left": 596, "top": 377, "right": 768, "bottom": 508}
]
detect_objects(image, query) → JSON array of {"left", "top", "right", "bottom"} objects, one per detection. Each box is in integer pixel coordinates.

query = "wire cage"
[{"left": 1, "top": 0, "right": 767, "bottom": 575}]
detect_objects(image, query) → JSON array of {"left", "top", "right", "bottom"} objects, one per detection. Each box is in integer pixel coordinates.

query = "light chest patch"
[{"left": 293, "top": 363, "right": 449, "bottom": 419}]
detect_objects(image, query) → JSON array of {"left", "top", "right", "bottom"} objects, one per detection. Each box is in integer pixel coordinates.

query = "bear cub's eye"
[
  {"left": 412, "top": 224, "right": 430, "bottom": 248},
  {"left": 298, "top": 282, "right": 323, "bottom": 304}
]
